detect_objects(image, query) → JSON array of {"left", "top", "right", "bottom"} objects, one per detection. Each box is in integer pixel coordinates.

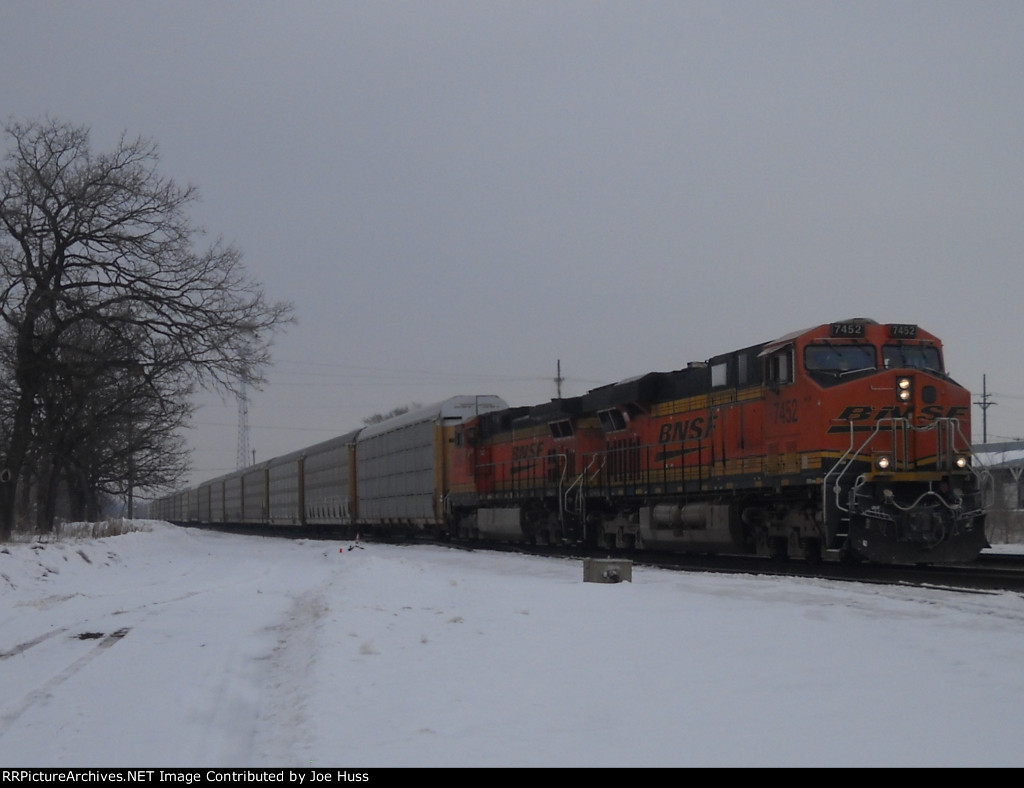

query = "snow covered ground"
[{"left": 1, "top": 521, "right": 1023, "bottom": 768}]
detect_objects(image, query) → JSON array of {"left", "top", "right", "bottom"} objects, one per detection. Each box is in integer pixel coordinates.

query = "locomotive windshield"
[
  {"left": 882, "top": 344, "right": 943, "bottom": 373},
  {"left": 804, "top": 344, "right": 877, "bottom": 375}
]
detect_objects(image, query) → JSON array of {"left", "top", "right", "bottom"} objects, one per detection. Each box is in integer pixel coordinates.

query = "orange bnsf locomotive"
[
  {"left": 446, "top": 318, "right": 987, "bottom": 563},
  {"left": 152, "top": 318, "right": 988, "bottom": 565}
]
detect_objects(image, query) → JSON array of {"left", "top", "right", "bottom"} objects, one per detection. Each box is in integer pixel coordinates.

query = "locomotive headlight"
[
  {"left": 955, "top": 455, "right": 969, "bottom": 469},
  {"left": 876, "top": 455, "right": 892, "bottom": 471},
  {"left": 897, "top": 377, "right": 912, "bottom": 401}
]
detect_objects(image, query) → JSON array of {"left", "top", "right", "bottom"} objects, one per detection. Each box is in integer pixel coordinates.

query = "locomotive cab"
[{"left": 774, "top": 319, "right": 987, "bottom": 563}]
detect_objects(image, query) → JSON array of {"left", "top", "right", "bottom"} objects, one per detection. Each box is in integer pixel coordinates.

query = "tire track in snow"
[
  {"left": 0, "top": 627, "right": 71, "bottom": 659},
  {"left": 252, "top": 586, "right": 332, "bottom": 764},
  {"left": 0, "top": 628, "right": 130, "bottom": 732}
]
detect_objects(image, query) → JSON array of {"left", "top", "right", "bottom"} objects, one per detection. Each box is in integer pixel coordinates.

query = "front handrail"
[{"left": 824, "top": 417, "right": 984, "bottom": 517}]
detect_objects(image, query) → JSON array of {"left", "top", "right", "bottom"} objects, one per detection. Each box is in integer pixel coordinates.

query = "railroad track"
[
  {"left": 177, "top": 522, "right": 1024, "bottom": 593},
  {"left": 632, "top": 551, "right": 1024, "bottom": 593},
  {"left": 511, "top": 546, "right": 1024, "bottom": 594}
]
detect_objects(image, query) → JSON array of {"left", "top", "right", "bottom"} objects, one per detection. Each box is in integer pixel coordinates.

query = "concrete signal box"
[{"left": 583, "top": 558, "right": 633, "bottom": 583}]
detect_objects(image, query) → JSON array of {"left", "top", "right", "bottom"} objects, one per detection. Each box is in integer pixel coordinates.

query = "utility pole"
[
  {"left": 975, "top": 374, "right": 997, "bottom": 444},
  {"left": 554, "top": 359, "right": 564, "bottom": 400}
]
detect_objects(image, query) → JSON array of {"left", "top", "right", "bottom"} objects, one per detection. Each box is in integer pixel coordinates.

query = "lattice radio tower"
[
  {"left": 236, "top": 378, "right": 251, "bottom": 470},
  {"left": 236, "top": 340, "right": 252, "bottom": 469}
]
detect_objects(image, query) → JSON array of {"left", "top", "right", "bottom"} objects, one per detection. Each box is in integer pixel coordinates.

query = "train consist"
[{"left": 150, "top": 319, "right": 989, "bottom": 564}]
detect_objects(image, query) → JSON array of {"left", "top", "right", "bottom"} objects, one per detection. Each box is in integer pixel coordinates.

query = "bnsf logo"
[
  {"left": 512, "top": 443, "right": 546, "bottom": 460},
  {"left": 657, "top": 414, "right": 716, "bottom": 443},
  {"left": 828, "top": 404, "right": 968, "bottom": 432}
]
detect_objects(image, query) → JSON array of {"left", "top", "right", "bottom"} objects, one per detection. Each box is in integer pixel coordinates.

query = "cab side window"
[{"left": 767, "top": 347, "right": 794, "bottom": 386}]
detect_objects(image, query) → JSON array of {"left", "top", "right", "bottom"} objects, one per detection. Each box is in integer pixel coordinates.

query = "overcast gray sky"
[{"left": 3, "top": 1, "right": 1023, "bottom": 486}]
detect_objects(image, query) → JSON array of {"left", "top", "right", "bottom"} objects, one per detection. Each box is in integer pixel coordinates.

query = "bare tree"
[
  {"left": 33, "top": 319, "right": 194, "bottom": 524},
  {"left": 0, "top": 117, "right": 293, "bottom": 537}
]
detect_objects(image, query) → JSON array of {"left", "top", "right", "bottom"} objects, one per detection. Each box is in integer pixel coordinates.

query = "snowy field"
[{"left": 1, "top": 521, "right": 1023, "bottom": 768}]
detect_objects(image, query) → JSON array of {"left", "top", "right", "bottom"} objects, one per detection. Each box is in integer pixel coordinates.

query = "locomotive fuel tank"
[{"left": 639, "top": 502, "right": 748, "bottom": 553}]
